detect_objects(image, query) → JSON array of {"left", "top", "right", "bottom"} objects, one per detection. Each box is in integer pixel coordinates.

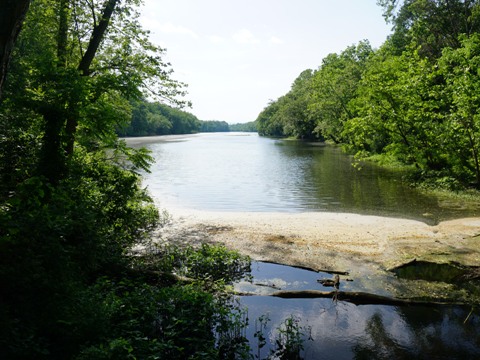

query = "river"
[
  {"left": 134, "top": 132, "right": 479, "bottom": 224},
  {"left": 127, "top": 132, "right": 480, "bottom": 359}
]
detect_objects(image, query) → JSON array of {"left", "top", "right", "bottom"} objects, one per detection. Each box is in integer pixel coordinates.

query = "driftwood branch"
[
  {"left": 317, "top": 269, "right": 350, "bottom": 276},
  {"left": 269, "top": 290, "right": 466, "bottom": 307}
]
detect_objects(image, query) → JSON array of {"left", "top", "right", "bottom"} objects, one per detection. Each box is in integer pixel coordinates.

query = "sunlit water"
[
  {"left": 128, "top": 133, "right": 480, "bottom": 358},
  {"left": 134, "top": 132, "right": 479, "bottom": 224}
]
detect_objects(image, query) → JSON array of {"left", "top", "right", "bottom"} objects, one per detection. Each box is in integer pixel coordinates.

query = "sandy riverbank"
[
  {"left": 154, "top": 208, "right": 480, "bottom": 277},
  {"left": 123, "top": 134, "right": 201, "bottom": 146}
]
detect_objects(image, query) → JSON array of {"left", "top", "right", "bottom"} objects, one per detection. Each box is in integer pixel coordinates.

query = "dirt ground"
[{"left": 154, "top": 209, "right": 480, "bottom": 278}]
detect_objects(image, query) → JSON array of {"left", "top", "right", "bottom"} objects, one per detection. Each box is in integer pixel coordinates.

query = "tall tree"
[
  {"left": 5, "top": 0, "right": 186, "bottom": 184},
  {"left": 439, "top": 34, "right": 480, "bottom": 186},
  {"left": 309, "top": 41, "right": 373, "bottom": 142},
  {"left": 0, "top": 0, "right": 30, "bottom": 99},
  {"left": 378, "top": 0, "right": 480, "bottom": 58}
]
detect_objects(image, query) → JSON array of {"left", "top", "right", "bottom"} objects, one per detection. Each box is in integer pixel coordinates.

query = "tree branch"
[
  {"left": 78, "top": 0, "right": 118, "bottom": 76},
  {"left": 66, "top": 0, "right": 119, "bottom": 155}
]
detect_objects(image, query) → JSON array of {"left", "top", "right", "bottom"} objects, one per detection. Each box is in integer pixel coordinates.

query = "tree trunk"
[
  {"left": 269, "top": 290, "right": 467, "bottom": 307},
  {"left": 77, "top": 0, "right": 118, "bottom": 76},
  {"left": 39, "top": 107, "right": 67, "bottom": 184},
  {"left": 57, "top": 0, "right": 69, "bottom": 68},
  {"left": 65, "top": 0, "right": 119, "bottom": 155},
  {"left": 0, "top": 0, "right": 30, "bottom": 99}
]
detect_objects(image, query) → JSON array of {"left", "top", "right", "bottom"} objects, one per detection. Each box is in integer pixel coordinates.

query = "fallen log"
[
  {"left": 317, "top": 269, "right": 349, "bottom": 276},
  {"left": 270, "top": 290, "right": 467, "bottom": 307}
]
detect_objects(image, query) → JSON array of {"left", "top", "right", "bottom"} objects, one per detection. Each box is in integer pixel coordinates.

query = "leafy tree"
[
  {"left": 280, "top": 69, "right": 317, "bottom": 139},
  {"left": 200, "top": 120, "right": 230, "bottom": 132},
  {"left": 0, "top": 1, "right": 188, "bottom": 357},
  {"left": 345, "top": 47, "right": 446, "bottom": 171},
  {"left": 256, "top": 70, "right": 317, "bottom": 139},
  {"left": 256, "top": 42, "right": 372, "bottom": 142},
  {"left": 439, "top": 34, "right": 480, "bottom": 186},
  {"left": 256, "top": 97, "right": 288, "bottom": 137},
  {"left": 378, "top": 0, "right": 480, "bottom": 58},
  {"left": 151, "top": 102, "right": 200, "bottom": 134},
  {"left": 229, "top": 120, "right": 257, "bottom": 132},
  {"left": 3, "top": 0, "right": 186, "bottom": 184},
  {"left": 309, "top": 41, "right": 373, "bottom": 143}
]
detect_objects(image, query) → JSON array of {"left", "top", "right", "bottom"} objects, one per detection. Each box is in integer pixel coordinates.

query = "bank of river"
[
  {"left": 130, "top": 134, "right": 480, "bottom": 357},
  {"left": 154, "top": 208, "right": 480, "bottom": 300},
  {"left": 126, "top": 133, "right": 480, "bottom": 299},
  {"left": 153, "top": 208, "right": 480, "bottom": 358}
]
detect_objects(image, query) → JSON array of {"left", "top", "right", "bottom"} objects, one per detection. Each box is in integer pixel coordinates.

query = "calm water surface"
[
  {"left": 238, "top": 263, "right": 479, "bottom": 360},
  {"left": 137, "top": 132, "right": 479, "bottom": 223},
  {"left": 129, "top": 133, "right": 480, "bottom": 359}
]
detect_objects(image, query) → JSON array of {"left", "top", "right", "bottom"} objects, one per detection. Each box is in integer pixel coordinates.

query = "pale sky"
[{"left": 140, "top": 0, "right": 392, "bottom": 124}]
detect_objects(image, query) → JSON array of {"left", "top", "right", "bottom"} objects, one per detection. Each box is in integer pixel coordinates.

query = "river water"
[
  {"left": 137, "top": 132, "right": 479, "bottom": 224},
  {"left": 128, "top": 133, "right": 480, "bottom": 359}
]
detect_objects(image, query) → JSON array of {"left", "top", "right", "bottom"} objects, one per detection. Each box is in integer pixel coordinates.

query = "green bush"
[{"left": 154, "top": 243, "right": 251, "bottom": 284}]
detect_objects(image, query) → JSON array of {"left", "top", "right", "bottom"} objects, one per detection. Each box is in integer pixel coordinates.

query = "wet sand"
[{"left": 155, "top": 208, "right": 480, "bottom": 277}]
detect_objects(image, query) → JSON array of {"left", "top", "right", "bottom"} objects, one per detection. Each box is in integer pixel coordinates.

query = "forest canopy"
[
  {"left": 118, "top": 100, "right": 257, "bottom": 136},
  {"left": 0, "top": 1, "right": 252, "bottom": 358},
  {"left": 256, "top": 0, "right": 480, "bottom": 190}
]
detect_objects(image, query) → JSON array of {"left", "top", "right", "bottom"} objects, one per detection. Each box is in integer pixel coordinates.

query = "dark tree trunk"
[
  {"left": 77, "top": 0, "right": 118, "bottom": 76},
  {"left": 39, "top": 107, "right": 67, "bottom": 184},
  {"left": 0, "top": 0, "right": 30, "bottom": 99},
  {"left": 57, "top": 0, "right": 69, "bottom": 67},
  {"left": 65, "top": 0, "right": 118, "bottom": 155}
]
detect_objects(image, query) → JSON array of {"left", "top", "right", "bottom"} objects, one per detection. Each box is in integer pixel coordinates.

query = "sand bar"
[{"left": 155, "top": 208, "right": 480, "bottom": 277}]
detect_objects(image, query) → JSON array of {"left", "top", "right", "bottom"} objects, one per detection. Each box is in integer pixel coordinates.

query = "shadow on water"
[
  {"left": 237, "top": 262, "right": 480, "bottom": 360},
  {"left": 390, "top": 260, "right": 480, "bottom": 306},
  {"left": 391, "top": 260, "right": 479, "bottom": 283},
  {"left": 274, "top": 140, "right": 479, "bottom": 224}
]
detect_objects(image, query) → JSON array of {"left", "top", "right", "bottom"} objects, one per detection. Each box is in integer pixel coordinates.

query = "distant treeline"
[
  {"left": 255, "top": 0, "right": 480, "bottom": 190},
  {"left": 118, "top": 100, "right": 257, "bottom": 136}
]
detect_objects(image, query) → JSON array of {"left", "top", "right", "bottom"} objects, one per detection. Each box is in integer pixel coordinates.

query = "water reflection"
[
  {"left": 136, "top": 133, "right": 480, "bottom": 223},
  {"left": 240, "top": 296, "right": 480, "bottom": 360},
  {"left": 238, "top": 263, "right": 480, "bottom": 360},
  {"left": 353, "top": 306, "right": 480, "bottom": 360}
]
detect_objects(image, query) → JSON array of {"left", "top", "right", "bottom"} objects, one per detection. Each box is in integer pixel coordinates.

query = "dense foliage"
[
  {"left": 119, "top": 100, "right": 201, "bottom": 136},
  {"left": 230, "top": 120, "right": 258, "bottom": 132},
  {"left": 256, "top": 0, "right": 480, "bottom": 189},
  {"left": 118, "top": 100, "right": 257, "bottom": 136},
  {"left": 0, "top": 1, "right": 254, "bottom": 359}
]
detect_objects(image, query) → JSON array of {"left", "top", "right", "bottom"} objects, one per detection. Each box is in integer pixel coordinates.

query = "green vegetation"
[
  {"left": 0, "top": 1, "right": 256, "bottom": 359},
  {"left": 230, "top": 120, "right": 258, "bottom": 132},
  {"left": 118, "top": 99, "right": 258, "bottom": 136},
  {"left": 200, "top": 120, "right": 230, "bottom": 132},
  {"left": 3, "top": 0, "right": 478, "bottom": 358},
  {"left": 254, "top": 314, "right": 312, "bottom": 360},
  {"left": 119, "top": 100, "right": 201, "bottom": 137},
  {"left": 256, "top": 0, "right": 480, "bottom": 190}
]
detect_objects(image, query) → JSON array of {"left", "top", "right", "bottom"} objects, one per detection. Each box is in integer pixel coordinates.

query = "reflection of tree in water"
[
  {"left": 353, "top": 308, "right": 480, "bottom": 360},
  {"left": 398, "top": 306, "right": 480, "bottom": 359},
  {"left": 353, "top": 312, "right": 412, "bottom": 360}
]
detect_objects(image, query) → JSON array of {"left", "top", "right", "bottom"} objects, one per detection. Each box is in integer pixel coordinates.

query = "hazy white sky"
[{"left": 140, "top": 0, "right": 392, "bottom": 124}]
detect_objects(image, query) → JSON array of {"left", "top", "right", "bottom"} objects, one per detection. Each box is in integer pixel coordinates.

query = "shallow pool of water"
[{"left": 235, "top": 262, "right": 480, "bottom": 359}]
